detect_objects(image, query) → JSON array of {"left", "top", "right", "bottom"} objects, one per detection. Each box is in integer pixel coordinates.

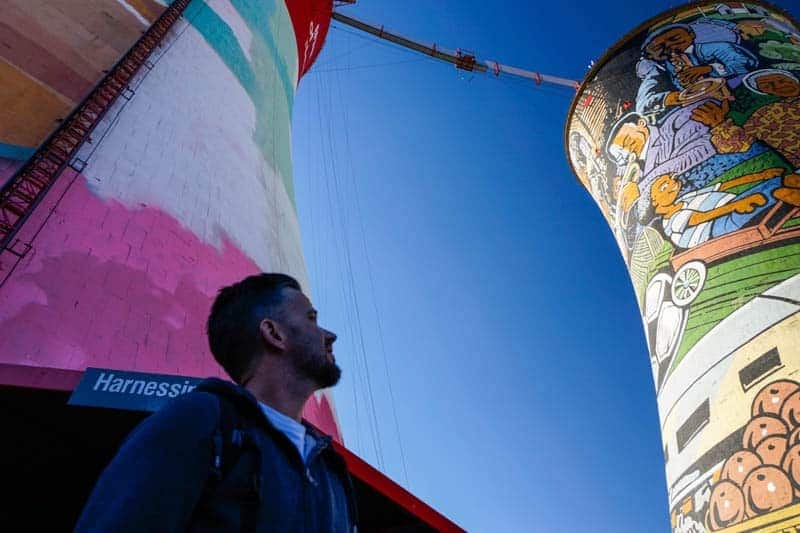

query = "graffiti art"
[{"left": 566, "top": 2, "right": 800, "bottom": 532}]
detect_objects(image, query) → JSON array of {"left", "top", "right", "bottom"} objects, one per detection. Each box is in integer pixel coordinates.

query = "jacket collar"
[
  {"left": 195, "top": 377, "right": 334, "bottom": 456},
  {"left": 195, "top": 377, "right": 263, "bottom": 416}
]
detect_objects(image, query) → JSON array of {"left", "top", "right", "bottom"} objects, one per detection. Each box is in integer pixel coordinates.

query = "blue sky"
[{"left": 291, "top": 2, "right": 800, "bottom": 531}]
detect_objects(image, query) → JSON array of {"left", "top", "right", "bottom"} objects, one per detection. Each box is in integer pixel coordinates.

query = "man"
[
  {"left": 635, "top": 22, "right": 757, "bottom": 115},
  {"left": 605, "top": 110, "right": 717, "bottom": 224},
  {"left": 75, "top": 273, "right": 356, "bottom": 532},
  {"left": 692, "top": 69, "right": 800, "bottom": 168}
]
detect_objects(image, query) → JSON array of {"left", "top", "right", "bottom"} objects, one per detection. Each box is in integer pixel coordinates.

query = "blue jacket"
[{"left": 75, "top": 378, "right": 356, "bottom": 532}]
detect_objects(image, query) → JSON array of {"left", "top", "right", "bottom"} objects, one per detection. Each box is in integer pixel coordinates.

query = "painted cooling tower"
[
  {"left": 0, "top": 0, "right": 341, "bottom": 439},
  {"left": 566, "top": 2, "right": 800, "bottom": 532}
]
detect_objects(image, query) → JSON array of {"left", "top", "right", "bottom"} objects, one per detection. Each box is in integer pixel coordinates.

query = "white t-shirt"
[{"left": 258, "top": 401, "right": 316, "bottom": 463}]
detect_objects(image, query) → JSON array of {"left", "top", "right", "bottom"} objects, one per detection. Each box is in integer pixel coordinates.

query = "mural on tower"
[
  {"left": 0, "top": 0, "right": 341, "bottom": 439},
  {"left": 566, "top": 2, "right": 800, "bottom": 532}
]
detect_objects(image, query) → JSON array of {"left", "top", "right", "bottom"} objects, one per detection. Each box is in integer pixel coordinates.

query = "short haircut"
[
  {"left": 641, "top": 24, "right": 694, "bottom": 53},
  {"left": 206, "top": 273, "right": 302, "bottom": 383}
]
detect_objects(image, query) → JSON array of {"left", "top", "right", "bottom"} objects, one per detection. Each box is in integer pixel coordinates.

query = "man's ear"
[{"left": 260, "top": 318, "right": 287, "bottom": 352}]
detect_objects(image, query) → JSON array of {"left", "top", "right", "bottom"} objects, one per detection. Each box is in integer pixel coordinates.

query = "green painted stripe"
[
  {"left": 667, "top": 243, "right": 800, "bottom": 372},
  {"left": 704, "top": 243, "right": 800, "bottom": 279},
  {"left": 182, "top": 0, "right": 298, "bottom": 203},
  {"left": 782, "top": 218, "right": 800, "bottom": 230},
  {"left": 692, "top": 267, "right": 800, "bottom": 309}
]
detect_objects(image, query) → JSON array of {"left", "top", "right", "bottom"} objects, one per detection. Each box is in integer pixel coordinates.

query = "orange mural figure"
[{"left": 649, "top": 168, "right": 800, "bottom": 249}]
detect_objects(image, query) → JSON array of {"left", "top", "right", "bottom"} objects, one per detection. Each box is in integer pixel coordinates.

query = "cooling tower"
[
  {"left": 0, "top": 0, "right": 341, "bottom": 439},
  {"left": 566, "top": 2, "right": 800, "bottom": 531}
]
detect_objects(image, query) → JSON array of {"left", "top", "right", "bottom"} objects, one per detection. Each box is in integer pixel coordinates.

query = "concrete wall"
[{"left": 566, "top": 2, "right": 800, "bottom": 531}]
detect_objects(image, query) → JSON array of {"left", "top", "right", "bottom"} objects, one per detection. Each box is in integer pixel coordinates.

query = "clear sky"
[{"left": 291, "top": 2, "right": 800, "bottom": 532}]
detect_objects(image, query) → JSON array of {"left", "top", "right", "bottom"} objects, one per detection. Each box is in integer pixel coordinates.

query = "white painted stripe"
[
  {"left": 115, "top": 0, "right": 150, "bottom": 27},
  {"left": 206, "top": 0, "right": 254, "bottom": 62},
  {"left": 657, "top": 277, "right": 800, "bottom": 424},
  {"left": 763, "top": 271, "right": 800, "bottom": 301},
  {"left": 81, "top": 25, "right": 308, "bottom": 289}
]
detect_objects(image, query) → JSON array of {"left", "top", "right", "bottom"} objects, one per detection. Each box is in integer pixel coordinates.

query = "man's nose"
[{"left": 324, "top": 329, "right": 337, "bottom": 343}]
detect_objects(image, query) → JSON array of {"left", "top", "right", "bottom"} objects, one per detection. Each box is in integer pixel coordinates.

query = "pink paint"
[
  {"left": 0, "top": 173, "right": 341, "bottom": 439},
  {"left": 305, "top": 392, "right": 343, "bottom": 443}
]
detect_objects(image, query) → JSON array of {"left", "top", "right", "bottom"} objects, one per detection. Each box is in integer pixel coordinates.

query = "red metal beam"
[
  {"left": 331, "top": 440, "right": 466, "bottom": 532},
  {"left": 0, "top": 363, "right": 83, "bottom": 391}
]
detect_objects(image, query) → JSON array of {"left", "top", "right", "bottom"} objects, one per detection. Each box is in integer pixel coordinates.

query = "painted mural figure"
[
  {"left": 649, "top": 167, "right": 800, "bottom": 248},
  {"left": 693, "top": 69, "right": 800, "bottom": 168},
  {"left": 636, "top": 21, "right": 758, "bottom": 115},
  {"left": 605, "top": 108, "right": 717, "bottom": 226}
]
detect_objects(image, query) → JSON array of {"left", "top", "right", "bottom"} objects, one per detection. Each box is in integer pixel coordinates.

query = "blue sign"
[{"left": 69, "top": 367, "right": 204, "bottom": 412}]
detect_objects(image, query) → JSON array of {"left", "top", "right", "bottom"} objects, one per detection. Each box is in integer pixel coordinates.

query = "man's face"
[
  {"left": 651, "top": 174, "right": 681, "bottom": 208},
  {"left": 756, "top": 73, "right": 800, "bottom": 98},
  {"left": 609, "top": 120, "right": 650, "bottom": 164},
  {"left": 645, "top": 27, "right": 694, "bottom": 60},
  {"left": 278, "top": 288, "right": 341, "bottom": 389}
]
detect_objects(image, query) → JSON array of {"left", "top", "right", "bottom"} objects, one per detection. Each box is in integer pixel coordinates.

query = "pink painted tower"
[
  {"left": 0, "top": 3, "right": 465, "bottom": 530},
  {"left": 0, "top": 0, "right": 341, "bottom": 438}
]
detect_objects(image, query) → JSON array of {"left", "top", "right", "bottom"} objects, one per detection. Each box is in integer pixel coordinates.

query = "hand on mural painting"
[
  {"left": 676, "top": 65, "right": 713, "bottom": 86},
  {"left": 664, "top": 91, "right": 682, "bottom": 107},
  {"left": 691, "top": 99, "right": 730, "bottom": 128},
  {"left": 783, "top": 174, "right": 800, "bottom": 189},
  {"left": 732, "top": 193, "right": 767, "bottom": 214},
  {"left": 774, "top": 174, "right": 800, "bottom": 207},
  {"left": 619, "top": 181, "right": 640, "bottom": 212}
]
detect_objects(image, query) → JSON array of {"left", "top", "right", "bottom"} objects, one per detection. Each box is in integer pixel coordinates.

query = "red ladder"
[{"left": 0, "top": 0, "right": 193, "bottom": 253}]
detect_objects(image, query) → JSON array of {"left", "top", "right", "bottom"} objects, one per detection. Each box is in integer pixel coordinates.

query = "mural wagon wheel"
[{"left": 671, "top": 261, "right": 707, "bottom": 307}]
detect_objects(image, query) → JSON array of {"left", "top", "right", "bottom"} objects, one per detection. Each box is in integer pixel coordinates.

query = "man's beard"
[{"left": 294, "top": 350, "right": 341, "bottom": 389}]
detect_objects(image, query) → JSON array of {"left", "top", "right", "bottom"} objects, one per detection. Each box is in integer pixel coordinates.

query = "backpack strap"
[
  {"left": 207, "top": 394, "right": 262, "bottom": 533},
  {"left": 343, "top": 466, "right": 360, "bottom": 532},
  {"left": 236, "top": 431, "right": 261, "bottom": 533},
  {"left": 324, "top": 447, "right": 360, "bottom": 532},
  {"left": 210, "top": 395, "right": 244, "bottom": 481}
]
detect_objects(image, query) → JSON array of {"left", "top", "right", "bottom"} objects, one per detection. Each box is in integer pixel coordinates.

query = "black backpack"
[
  {"left": 201, "top": 394, "right": 262, "bottom": 532},
  {"left": 201, "top": 393, "right": 359, "bottom": 532}
]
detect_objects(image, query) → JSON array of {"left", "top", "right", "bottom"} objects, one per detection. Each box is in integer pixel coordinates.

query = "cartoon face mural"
[{"left": 566, "top": 2, "right": 800, "bottom": 531}]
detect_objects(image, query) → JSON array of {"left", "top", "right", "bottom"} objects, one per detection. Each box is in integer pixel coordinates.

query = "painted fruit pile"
[{"left": 707, "top": 380, "right": 800, "bottom": 530}]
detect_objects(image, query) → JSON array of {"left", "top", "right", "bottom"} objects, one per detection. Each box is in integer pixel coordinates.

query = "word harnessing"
[{"left": 93, "top": 372, "right": 196, "bottom": 397}]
